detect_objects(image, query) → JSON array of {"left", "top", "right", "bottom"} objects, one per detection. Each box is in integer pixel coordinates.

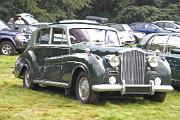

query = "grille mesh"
[{"left": 120, "top": 50, "right": 145, "bottom": 85}]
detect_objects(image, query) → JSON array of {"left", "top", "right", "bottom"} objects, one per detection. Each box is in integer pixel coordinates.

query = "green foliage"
[
  {"left": 114, "top": 6, "right": 162, "bottom": 23},
  {"left": 0, "top": 0, "right": 180, "bottom": 24}
]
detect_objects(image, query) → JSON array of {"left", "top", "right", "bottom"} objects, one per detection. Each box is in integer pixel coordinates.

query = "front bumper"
[
  {"left": 15, "top": 40, "right": 29, "bottom": 50},
  {"left": 92, "top": 80, "right": 173, "bottom": 95}
]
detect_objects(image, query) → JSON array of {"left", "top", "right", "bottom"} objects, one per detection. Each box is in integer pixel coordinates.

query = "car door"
[
  {"left": 144, "top": 34, "right": 168, "bottom": 52},
  {"left": 43, "top": 27, "right": 71, "bottom": 83},
  {"left": 164, "top": 34, "right": 180, "bottom": 81},
  {"left": 32, "top": 28, "right": 51, "bottom": 80},
  {"left": 143, "top": 34, "right": 180, "bottom": 81}
]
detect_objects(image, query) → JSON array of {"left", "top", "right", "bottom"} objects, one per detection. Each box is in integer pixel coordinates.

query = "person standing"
[
  {"left": 7, "top": 17, "right": 15, "bottom": 29},
  {"left": 15, "top": 16, "right": 25, "bottom": 24},
  {"left": 15, "top": 16, "right": 25, "bottom": 32}
]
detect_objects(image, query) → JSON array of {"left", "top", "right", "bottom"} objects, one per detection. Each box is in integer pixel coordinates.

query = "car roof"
[
  {"left": 16, "top": 13, "right": 32, "bottom": 16},
  {"left": 140, "top": 32, "right": 180, "bottom": 45},
  {"left": 48, "top": 20, "right": 117, "bottom": 31},
  {"left": 153, "top": 21, "right": 175, "bottom": 23}
]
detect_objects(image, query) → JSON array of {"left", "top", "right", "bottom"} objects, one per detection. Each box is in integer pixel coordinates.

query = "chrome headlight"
[
  {"left": 106, "top": 55, "right": 120, "bottom": 68},
  {"left": 15, "top": 35, "right": 26, "bottom": 41},
  {"left": 148, "top": 55, "right": 158, "bottom": 68}
]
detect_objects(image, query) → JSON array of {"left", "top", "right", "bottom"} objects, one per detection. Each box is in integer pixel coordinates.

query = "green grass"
[{"left": 0, "top": 55, "right": 180, "bottom": 120}]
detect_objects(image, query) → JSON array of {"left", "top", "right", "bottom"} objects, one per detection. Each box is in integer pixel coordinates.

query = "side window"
[
  {"left": 36, "top": 28, "right": 50, "bottom": 44},
  {"left": 166, "top": 35, "right": 180, "bottom": 53},
  {"left": 51, "top": 28, "right": 67, "bottom": 45},
  {"left": 145, "top": 35, "right": 168, "bottom": 52},
  {"left": 165, "top": 23, "right": 175, "bottom": 28},
  {"left": 147, "top": 24, "right": 156, "bottom": 30},
  {"left": 155, "top": 22, "right": 164, "bottom": 28}
]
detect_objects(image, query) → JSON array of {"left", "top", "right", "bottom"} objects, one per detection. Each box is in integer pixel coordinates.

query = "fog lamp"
[
  {"left": 154, "top": 77, "right": 161, "bottom": 85},
  {"left": 109, "top": 76, "right": 116, "bottom": 85}
]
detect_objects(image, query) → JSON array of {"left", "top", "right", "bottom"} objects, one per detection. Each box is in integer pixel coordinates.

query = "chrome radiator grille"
[{"left": 120, "top": 50, "right": 145, "bottom": 85}]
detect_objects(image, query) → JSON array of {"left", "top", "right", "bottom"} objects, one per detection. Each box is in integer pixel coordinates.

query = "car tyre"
[
  {"left": 149, "top": 92, "right": 166, "bottom": 102},
  {"left": 23, "top": 68, "right": 39, "bottom": 89},
  {"left": 0, "top": 41, "right": 16, "bottom": 55},
  {"left": 76, "top": 72, "right": 99, "bottom": 104}
]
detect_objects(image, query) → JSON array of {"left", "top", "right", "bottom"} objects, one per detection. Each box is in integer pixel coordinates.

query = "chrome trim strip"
[{"left": 33, "top": 80, "right": 69, "bottom": 88}]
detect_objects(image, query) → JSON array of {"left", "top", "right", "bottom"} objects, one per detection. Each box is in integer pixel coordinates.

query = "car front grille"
[
  {"left": 120, "top": 50, "right": 145, "bottom": 85},
  {"left": 24, "top": 35, "right": 31, "bottom": 40}
]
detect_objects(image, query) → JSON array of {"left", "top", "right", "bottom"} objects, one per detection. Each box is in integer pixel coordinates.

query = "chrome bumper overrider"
[{"left": 92, "top": 80, "right": 174, "bottom": 95}]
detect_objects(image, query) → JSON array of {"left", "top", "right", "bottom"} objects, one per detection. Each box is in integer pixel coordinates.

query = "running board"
[{"left": 33, "top": 80, "right": 69, "bottom": 88}]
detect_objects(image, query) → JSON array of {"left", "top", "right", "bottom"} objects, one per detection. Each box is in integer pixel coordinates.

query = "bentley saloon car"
[
  {"left": 138, "top": 33, "right": 180, "bottom": 89},
  {"left": 14, "top": 20, "right": 173, "bottom": 103}
]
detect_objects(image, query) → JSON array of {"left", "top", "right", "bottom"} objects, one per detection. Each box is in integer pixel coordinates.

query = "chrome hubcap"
[
  {"left": 79, "top": 77, "right": 89, "bottom": 100},
  {"left": 2, "top": 44, "right": 12, "bottom": 55},
  {"left": 25, "top": 70, "right": 31, "bottom": 88}
]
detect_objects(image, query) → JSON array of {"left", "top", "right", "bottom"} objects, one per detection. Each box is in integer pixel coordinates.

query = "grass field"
[{"left": 0, "top": 55, "right": 180, "bottom": 120}]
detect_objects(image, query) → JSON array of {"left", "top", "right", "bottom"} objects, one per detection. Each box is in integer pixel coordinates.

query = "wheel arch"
[
  {"left": 70, "top": 65, "right": 90, "bottom": 92},
  {"left": 0, "top": 37, "right": 16, "bottom": 47},
  {"left": 19, "top": 65, "right": 28, "bottom": 79}
]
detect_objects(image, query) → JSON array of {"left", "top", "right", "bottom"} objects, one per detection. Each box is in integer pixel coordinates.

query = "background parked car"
[
  {"left": 130, "top": 22, "right": 170, "bottom": 34},
  {"left": 0, "top": 20, "right": 29, "bottom": 55},
  {"left": 138, "top": 33, "right": 180, "bottom": 89},
  {"left": 109, "top": 23, "right": 146, "bottom": 42},
  {"left": 153, "top": 21, "right": 180, "bottom": 32}
]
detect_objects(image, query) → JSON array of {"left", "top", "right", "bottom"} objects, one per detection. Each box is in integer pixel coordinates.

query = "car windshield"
[
  {"left": 110, "top": 24, "right": 124, "bottom": 31},
  {"left": 0, "top": 20, "right": 10, "bottom": 30},
  {"left": 23, "top": 15, "right": 38, "bottom": 24},
  {"left": 69, "top": 28, "right": 120, "bottom": 45},
  {"left": 122, "top": 24, "right": 133, "bottom": 31}
]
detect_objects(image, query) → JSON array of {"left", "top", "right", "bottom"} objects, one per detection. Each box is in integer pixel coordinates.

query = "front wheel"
[
  {"left": 144, "top": 92, "right": 167, "bottom": 102},
  {"left": 76, "top": 72, "right": 99, "bottom": 104},
  {"left": 0, "top": 41, "right": 16, "bottom": 55}
]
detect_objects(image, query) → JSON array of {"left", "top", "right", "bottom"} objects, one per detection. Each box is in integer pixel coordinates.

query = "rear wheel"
[
  {"left": 144, "top": 92, "right": 167, "bottom": 102},
  {"left": 23, "top": 68, "right": 39, "bottom": 89},
  {"left": 76, "top": 72, "right": 99, "bottom": 104},
  {"left": 0, "top": 41, "right": 16, "bottom": 55}
]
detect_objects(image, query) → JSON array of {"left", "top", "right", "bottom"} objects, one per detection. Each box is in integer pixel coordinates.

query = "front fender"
[
  {"left": 156, "top": 57, "right": 171, "bottom": 85},
  {"left": 62, "top": 53, "right": 107, "bottom": 85}
]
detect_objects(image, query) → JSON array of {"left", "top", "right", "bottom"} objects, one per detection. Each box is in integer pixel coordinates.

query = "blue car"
[
  {"left": 0, "top": 20, "right": 29, "bottom": 55},
  {"left": 130, "top": 22, "right": 170, "bottom": 34}
]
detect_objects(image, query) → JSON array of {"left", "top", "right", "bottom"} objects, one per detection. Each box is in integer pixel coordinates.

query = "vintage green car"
[{"left": 14, "top": 20, "right": 173, "bottom": 103}]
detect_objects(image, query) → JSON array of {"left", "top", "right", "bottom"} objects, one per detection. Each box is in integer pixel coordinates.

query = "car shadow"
[{"left": 12, "top": 84, "right": 161, "bottom": 105}]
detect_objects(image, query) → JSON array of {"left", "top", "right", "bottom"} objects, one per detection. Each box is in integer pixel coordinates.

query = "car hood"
[
  {"left": 0, "top": 29, "right": 25, "bottom": 36},
  {"left": 71, "top": 43, "right": 145, "bottom": 56}
]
